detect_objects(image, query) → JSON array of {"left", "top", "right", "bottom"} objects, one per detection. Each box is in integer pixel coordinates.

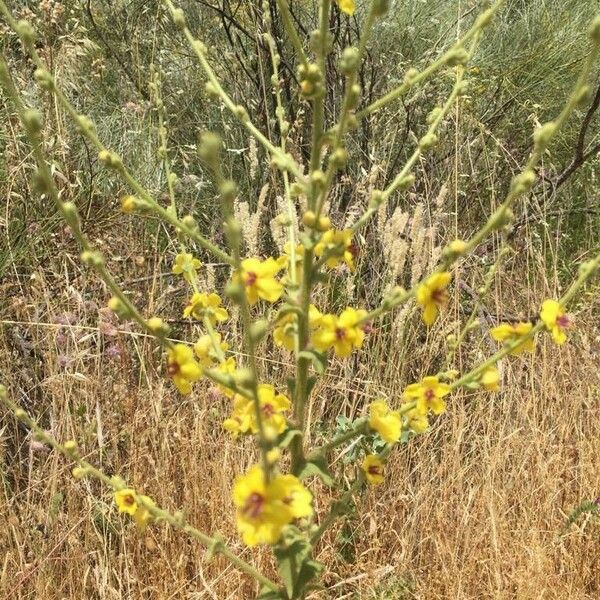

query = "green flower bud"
[
  {"left": 198, "top": 132, "right": 222, "bottom": 164},
  {"left": 340, "top": 47, "right": 359, "bottom": 75},
  {"left": 369, "top": 189, "right": 386, "bottom": 208},
  {"left": 302, "top": 210, "right": 317, "bottom": 228},
  {"left": 33, "top": 68, "right": 53, "bottom": 90},
  {"left": 172, "top": 8, "right": 186, "bottom": 29},
  {"left": 219, "top": 180, "right": 238, "bottom": 203},
  {"left": 446, "top": 46, "right": 469, "bottom": 67},
  {"left": 310, "top": 170, "right": 327, "bottom": 188},
  {"left": 22, "top": 109, "right": 42, "bottom": 134},
  {"left": 403, "top": 67, "right": 419, "bottom": 85},
  {"left": 419, "top": 133, "right": 438, "bottom": 151},
  {"left": 331, "top": 147, "right": 348, "bottom": 168},
  {"left": 233, "top": 105, "right": 249, "bottom": 122},
  {"left": 589, "top": 16, "right": 600, "bottom": 43},
  {"left": 373, "top": 0, "right": 390, "bottom": 17},
  {"left": 533, "top": 122, "right": 557, "bottom": 149},
  {"left": 510, "top": 169, "right": 536, "bottom": 194},
  {"left": 16, "top": 20, "right": 36, "bottom": 44},
  {"left": 80, "top": 250, "right": 104, "bottom": 267},
  {"left": 397, "top": 173, "right": 415, "bottom": 191}
]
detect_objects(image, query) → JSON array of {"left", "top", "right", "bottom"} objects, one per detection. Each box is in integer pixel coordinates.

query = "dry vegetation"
[{"left": 2, "top": 0, "right": 600, "bottom": 599}]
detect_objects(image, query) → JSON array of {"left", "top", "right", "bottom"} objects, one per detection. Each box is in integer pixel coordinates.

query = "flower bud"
[
  {"left": 181, "top": 215, "right": 198, "bottom": 231},
  {"left": 317, "top": 216, "right": 331, "bottom": 232},
  {"left": 446, "top": 46, "right": 469, "bottom": 66},
  {"left": 510, "top": 169, "right": 536, "bottom": 194},
  {"left": 233, "top": 105, "right": 249, "bottom": 122},
  {"left": 369, "top": 189, "right": 386, "bottom": 208},
  {"left": 444, "top": 239, "right": 468, "bottom": 258},
  {"left": 373, "top": 0, "right": 390, "bottom": 16},
  {"left": 72, "top": 467, "right": 87, "bottom": 479},
  {"left": 198, "top": 132, "right": 222, "bottom": 164},
  {"left": 340, "top": 47, "right": 359, "bottom": 74},
  {"left": 33, "top": 68, "right": 53, "bottom": 90},
  {"left": 533, "top": 122, "right": 557, "bottom": 149},
  {"left": 302, "top": 210, "right": 317, "bottom": 228},
  {"left": 120, "top": 195, "right": 139, "bottom": 214},
  {"left": 219, "top": 180, "right": 238, "bottom": 203},
  {"left": 64, "top": 440, "right": 78, "bottom": 453},
  {"left": 310, "top": 170, "right": 327, "bottom": 188},
  {"left": 22, "top": 109, "right": 42, "bottom": 134},
  {"left": 80, "top": 250, "right": 104, "bottom": 267},
  {"left": 397, "top": 173, "right": 415, "bottom": 190},
  {"left": 589, "top": 16, "right": 600, "bottom": 43},
  {"left": 172, "top": 8, "right": 186, "bottom": 29},
  {"left": 16, "top": 20, "right": 36, "bottom": 44},
  {"left": 403, "top": 67, "right": 419, "bottom": 85},
  {"left": 419, "top": 133, "right": 438, "bottom": 151}
]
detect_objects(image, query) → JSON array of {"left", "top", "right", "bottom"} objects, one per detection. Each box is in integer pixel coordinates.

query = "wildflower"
[
  {"left": 238, "top": 257, "right": 284, "bottom": 304},
  {"left": 415, "top": 272, "right": 452, "bottom": 326},
  {"left": 337, "top": 0, "right": 356, "bottom": 16},
  {"left": 166, "top": 343, "right": 202, "bottom": 395},
  {"left": 273, "top": 305, "right": 323, "bottom": 351},
  {"left": 114, "top": 488, "right": 138, "bottom": 515},
  {"left": 368, "top": 400, "right": 402, "bottom": 443},
  {"left": 183, "top": 292, "right": 228, "bottom": 324},
  {"left": 314, "top": 229, "right": 357, "bottom": 271},
  {"left": 194, "top": 333, "right": 229, "bottom": 367},
  {"left": 216, "top": 356, "right": 237, "bottom": 397},
  {"left": 172, "top": 253, "right": 202, "bottom": 283},
  {"left": 404, "top": 407, "right": 429, "bottom": 434},
  {"left": 312, "top": 307, "right": 368, "bottom": 357},
  {"left": 279, "top": 474, "right": 313, "bottom": 519},
  {"left": 480, "top": 365, "right": 500, "bottom": 391},
  {"left": 540, "top": 299, "right": 571, "bottom": 345},
  {"left": 223, "top": 384, "right": 291, "bottom": 437},
  {"left": 362, "top": 455, "right": 384, "bottom": 485},
  {"left": 233, "top": 465, "right": 312, "bottom": 546},
  {"left": 403, "top": 376, "right": 451, "bottom": 415},
  {"left": 133, "top": 495, "right": 156, "bottom": 531},
  {"left": 490, "top": 322, "right": 535, "bottom": 355}
]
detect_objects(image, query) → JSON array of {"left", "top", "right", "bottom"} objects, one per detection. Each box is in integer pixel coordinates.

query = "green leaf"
[
  {"left": 257, "top": 587, "right": 287, "bottom": 600},
  {"left": 297, "top": 350, "right": 328, "bottom": 375},
  {"left": 278, "top": 429, "right": 302, "bottom": 449},
  {"left": 297, "top": 456, "right": 335, "bottom": 487},
  {"left": 295, "top": 559, "right": 324, "bottom": 595}
]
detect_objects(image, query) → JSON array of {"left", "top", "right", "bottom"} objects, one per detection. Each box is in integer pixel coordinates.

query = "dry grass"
[{"left": 1, "top": 227, "right": 599, "bottom": 599}]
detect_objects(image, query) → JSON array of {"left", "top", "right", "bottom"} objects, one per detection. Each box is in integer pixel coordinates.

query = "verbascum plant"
[{"left": 2, "top": 1, "right": 600, "bottom": 598}]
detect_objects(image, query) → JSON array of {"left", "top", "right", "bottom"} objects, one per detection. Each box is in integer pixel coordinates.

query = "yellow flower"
[
  {"left": 312, "top": 307, "right": 367, "bottom": 357},
  {"left": 490, "top": 322, "right": 535, "bottom": 355},
  {"left": 540, "top": 299, "right": 571, "bottom": 345},
  {"left": 216, "top": 356, "right": 237, "bottom": 398},
  {"left": 415, "top": 272, "right": 452, "bottom": 326},
  {"left": 279, "top": 474, "right": 313, "bottom": 519},
  {"left": 238, "top": 257, "right": 284, "bottom": 304},
  {"left": 403, "top": 376, "right": 451, "bottom": 415},
  {"left": 314, "top": 229, "right": 357, "bottom": 271},
  {"left": 368, "top": 400, "right": 402, "bottom": 443},
  {"left": 480, "top": 365, "right": 500, "bottom": 391},
  {"left": 223, "top": 384, "right": 291, "bottom": 438},
  {"left": 166, "top": 343, "right": 202, "bottom": 395},
  {"left": 132, "top": 495, "right": 156, "bottom": 531},
  {"left": 183, "top": 292, "right": 228, "bottom": 324},
  {"left": 404, "top": 407, "right": 429, "bottom": 434},
  {"left": 361, "top": 455, "right": 384, "bottom": 485},
  {"left": 172, "top": 253, "right": 202, "bottom": 283},
  {"left": 233, "top": 465, "right": 312, "bottom": 546},
  {"left": 273, "top": 305, "right": 323, "bottom": 351},
  {"left": 194, "top": 333, "right": 229, "bottom": 368},
  {"left": 337, "top": 0, "right": 356, "bottom": 16},
  {"left": 114, "top": 488, "right": 138, "bottom": 516}
]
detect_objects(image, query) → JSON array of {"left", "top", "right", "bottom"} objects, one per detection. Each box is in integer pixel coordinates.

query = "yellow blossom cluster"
[
  {"left": 314, "top": 229, "right": 357, "bottom": 271},
  {"left": 312, "top": 307, "right": 368, "bottom": 357},
  {"left": 233, "top": 465, "right": 313, "bottom": 546},
  {"left": 223, "top": 384, "right": 291, "bottom": 438}
]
